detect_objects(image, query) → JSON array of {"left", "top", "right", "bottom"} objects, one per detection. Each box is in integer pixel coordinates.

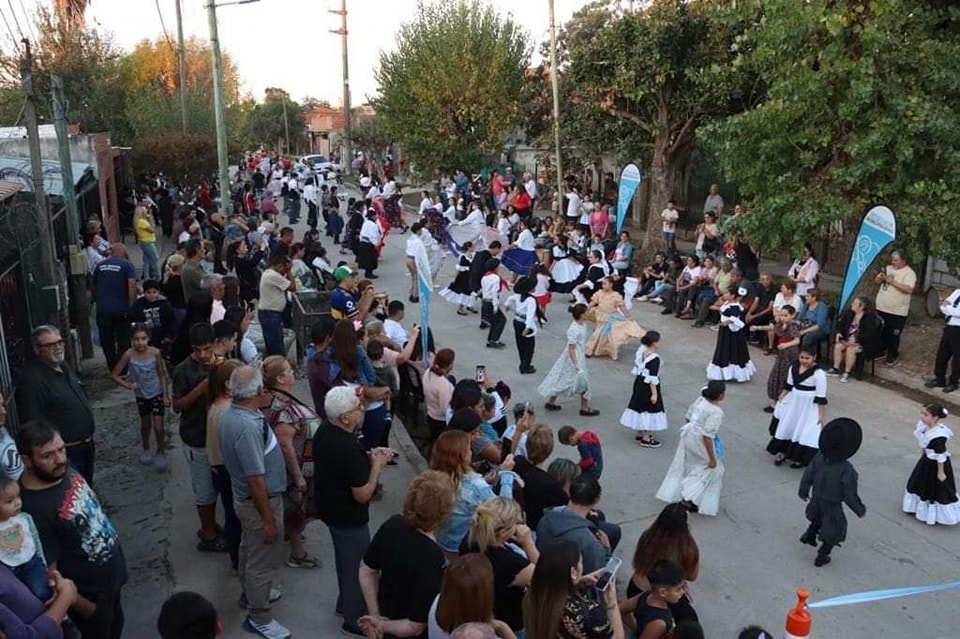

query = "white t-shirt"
[
  {"left": 661, "top": 208, "right": 679, "bottom": 232},
  {"left": 383, "top": 318, "right": 409, "bottom": 346},
  {"left": 501, "top": 422, "right": 529, "bottom": 458},
  {"left": 0, "top": 427, "right": 22, "bottom": 480},
  {"left": 419, "top": 197, "right": 434, "bottom": 216},
  {"left": 566, "top": 192, "right": 581, "bottom": 219}
]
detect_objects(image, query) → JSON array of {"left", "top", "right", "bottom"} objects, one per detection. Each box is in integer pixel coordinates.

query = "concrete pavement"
[{"left": 139, "top": 196, "right": 958, "bottom": 637}]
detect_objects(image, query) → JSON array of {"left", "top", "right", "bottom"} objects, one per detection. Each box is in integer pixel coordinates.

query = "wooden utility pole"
[
  {"left": 20, "top": 40, "right": 57, "bottom": 290},
  {"left": 175, "top": 0, "right": 189, "bottom": 132},
  {"left": 548, "top": 0, "right": 564, "bottom": 214},
  {"left": 52, "top": 75, "right": 93, "bottom": 358},
  {"left": 329, "top": 0, "right": 350, "bottom": 172}
]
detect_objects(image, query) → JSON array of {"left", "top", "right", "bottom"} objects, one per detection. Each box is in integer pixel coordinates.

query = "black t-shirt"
[
  {"left": 634, "top": 592, "right": 675, "bottom": 638},
  {"left": 20, "top": 469, "right": 127, "bottom": 596},
  {"left": 460, "top": 540, "right": 529, "bottom": 631},
  {"left": 513, "top": 456, "right": 568, "bottom": 529},
  {"left": 364, "top": 515, "right": 445, "bottom": 638},
  {"left": 313, "top": 421, "right": 370, "bottom": 526},
  {"left": 172, "top": 356, "right": 210, "bottom": 448}
]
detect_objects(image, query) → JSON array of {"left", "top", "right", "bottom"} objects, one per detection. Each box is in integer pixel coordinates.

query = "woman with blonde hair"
[
  {"left": 261, "top": 355, "right": 321, "bottom": 569},
  {"left": 163, "top": 253, "right": 188, "bottom": 332},
  {"left": 429, "top": 430, "right": 516, "bottom": 556},
  {"left": 466, "top": 497, "right": 538, "bottom": 634},
  {"left": 135, "top": 204, "right": 161, "bottom": 280},
  {"left": 428, "top": 553, "right": 516, "bottom": 639}
]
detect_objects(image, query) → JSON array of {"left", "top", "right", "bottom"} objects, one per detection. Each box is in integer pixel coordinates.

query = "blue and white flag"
[
  {"left": 413, "top": 238, "right": 434, "bottom": 356},
  {"left": 616, "top": 164, "right": 642, "bottom": 234},
  {"left": 838, "top": 205, "right": 897, "bottom": 312}
]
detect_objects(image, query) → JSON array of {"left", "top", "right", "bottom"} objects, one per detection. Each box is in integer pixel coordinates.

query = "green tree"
[
  {"left": 373, "top": 0, "right": 531, "bottom": 174},
  {"left": 239, "top": 88, "right": 306, "bottom": 154},
  {"left": 702, "top": 0, "right": 960, "bottom": 265},
  {"left": 552, "top": 0, "right": 758, "bottom": 253},
  {"left": 346, "top": 119, "right": 391, "bottom": 164}
]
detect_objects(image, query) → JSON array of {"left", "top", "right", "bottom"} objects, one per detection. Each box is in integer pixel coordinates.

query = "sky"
[{"left": 67, "top": 0, "right": 591, "bottom": 106}]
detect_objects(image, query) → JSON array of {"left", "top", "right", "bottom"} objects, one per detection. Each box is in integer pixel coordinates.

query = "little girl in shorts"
[{"left": 111, "top": 322, "right": 170, "bottom": 469}]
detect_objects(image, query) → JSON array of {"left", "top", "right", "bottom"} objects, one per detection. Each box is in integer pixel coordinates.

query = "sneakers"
[
  {"left": 825, "top": 367, "right": 842, "bottom": 376},
  {"left": 638, "top": 438, "right": 662, "bottom": 449},
  {"left": 544, "top": 402, "right": 562, "bottom": 411},
  {"left": 286, "top": 553, "right": 321, "bottom": 569},
  {"left": 138, "top": 450, "right": 154, "bottom": 465},
  {"left": 486, "top": 341, "right": 506, "bottom": 349},
  {"left": 637, "top": 295, "right": 649, "bottom": 302},
  {"left": 649, "top": 297, "right": 663, "bottom": 303},
  {"left": 239, "top": 587, "right": 283, "bottom": 609},
  {"left": 840, "top": 372, "right": 850, "bottom": 383},
  {"left": 925, "top": 378, "right": 946, "bottom": 388},
  {"left": 196, "top": 535, "right": 229, "bottom": 553},
  {"left": 153, "top": 453, "right": 168, "bottom": 471},
  {"left": 242, "top": 615, "right": 291, "bottom": 639}
]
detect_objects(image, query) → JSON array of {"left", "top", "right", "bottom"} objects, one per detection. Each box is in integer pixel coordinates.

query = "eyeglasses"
[{"left": 38, "top": 340, "right": 64, "bottom": 349}]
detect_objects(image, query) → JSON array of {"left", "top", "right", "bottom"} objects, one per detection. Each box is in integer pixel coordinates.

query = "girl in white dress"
[
  {"left": 549, "top": 234, "right": 584, "bottom": 294},
  {"left": 656, "top": 381, "right": 726, "bottom": 515},
  {"left": 538, "top": 304, "right": 597, "bottom": 415},
  {"left": 765, "top": 345, "right": 827, "bottom": 468}
]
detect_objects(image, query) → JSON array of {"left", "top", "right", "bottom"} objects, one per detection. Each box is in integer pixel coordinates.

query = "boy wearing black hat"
[{"left": 798, "top": 417, "right": 867, "bottom": 566}]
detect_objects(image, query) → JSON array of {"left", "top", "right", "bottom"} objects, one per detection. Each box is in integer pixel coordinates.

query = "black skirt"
[
  {"left": 357, "top": 241, "right": 378, "bottom": 271},
  {"left": 906, "top": 456, "right": 959, "bottom": 506}
]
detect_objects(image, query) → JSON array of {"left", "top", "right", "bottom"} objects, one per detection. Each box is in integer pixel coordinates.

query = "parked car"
[{"left": 299, "top": 154, "right": 342, "bottom": 174}]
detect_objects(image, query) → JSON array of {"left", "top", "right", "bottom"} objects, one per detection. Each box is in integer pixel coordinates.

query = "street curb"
[{"left": 390, "top": 415, "right": 428, "bottom": 474}]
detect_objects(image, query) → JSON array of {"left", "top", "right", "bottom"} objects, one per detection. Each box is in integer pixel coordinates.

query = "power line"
[
  {"left": 0, "top": 7, "right": 22, "bottom": 55},
  {"left": 4, "top": 0, "right": 23, "bottom": 39},
  {"left": 15, "top": 0, "right": 37, "bottom": 43},
  {"left": 155, "top": 0, "right": 177, "bottom": 52}
]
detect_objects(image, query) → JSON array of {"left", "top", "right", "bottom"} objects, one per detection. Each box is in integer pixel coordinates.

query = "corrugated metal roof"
[
  {"left": 0, "top": 125, "right": 59, "bottom": 139},
  {"left": 0, "top": 180, "right": 22, "bottom": 201}
]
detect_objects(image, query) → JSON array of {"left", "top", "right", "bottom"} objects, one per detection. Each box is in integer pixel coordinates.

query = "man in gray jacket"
[{"left": 535, "top": 474, "right": 612, "bottom": 573}]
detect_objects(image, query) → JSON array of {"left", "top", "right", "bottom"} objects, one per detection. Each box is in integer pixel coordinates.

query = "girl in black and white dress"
[
  {"left": 549, "top": 234, "right": 584, "bottom": 294},
  {"left": 621, "top": 332, "right": 668, "bottom": 448},
  {"left": 706, "top": 286, "right": 756, "bottom": 383},
  {"left": 439, "top": 241, "right": 477, "bottom": 315},
  {"left": 903, "top": 403, "right": 960, "bottom": 525}
]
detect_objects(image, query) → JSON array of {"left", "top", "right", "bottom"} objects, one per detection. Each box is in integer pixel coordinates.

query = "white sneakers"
[{"left": 243, "top": 616, "right": 291, "bottom": 639}]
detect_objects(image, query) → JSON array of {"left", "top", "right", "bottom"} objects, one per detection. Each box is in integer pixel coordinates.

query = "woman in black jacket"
[
  {"left": 829, "top": 295, "right": 882, "bottom": 382},
  {"left": 225, "top": 239, "right": 265, "bottom": 302}
]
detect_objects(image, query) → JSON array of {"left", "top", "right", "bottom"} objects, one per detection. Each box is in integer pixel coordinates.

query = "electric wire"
[
  {"left": 0, "top": 7, "right": 22, "bottom": 55},
  {"left": 155, "top": 0, "right": 177, "bottom": 52},
  {"left": 4, "top": 0, "right": 23, "bottom": 39}
]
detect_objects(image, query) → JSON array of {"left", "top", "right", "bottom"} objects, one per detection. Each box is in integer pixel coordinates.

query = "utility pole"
[
  {"left": 206, "top": 1, "right": 230, "bottom": 216},
  {"left": 548, "top": 0, "right": 564, "bottom": 217},
  {"left": 20, "top": 40, "right": 58, "bottom": 292},
  {"left": 329, "top": 0, "right": 350, "bottom": 173},
  {"left": 281, "top": 94, "right": 290, "bottom": 154},
  {"left": 175, "top": 0, "right": 189, "bottom": 132},
  {"left": 51, "top": 75, "right": 92, "bottom": 359}
]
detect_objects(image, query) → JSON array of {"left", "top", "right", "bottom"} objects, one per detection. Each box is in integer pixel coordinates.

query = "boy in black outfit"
[{"left": 128, "top": 280, "right": 175, "bottom": 349}]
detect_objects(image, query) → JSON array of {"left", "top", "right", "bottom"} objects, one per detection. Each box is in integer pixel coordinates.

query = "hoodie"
[{"left": 536, "top": 506, "right": 610, "bottom": 573}]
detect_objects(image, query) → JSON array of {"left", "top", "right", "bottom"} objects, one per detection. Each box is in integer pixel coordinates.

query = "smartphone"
[
  {"left": 246, "top": 301, "right": 256, "bottom": 313},
  {"left": 595, "top": 556, "right": 622, "bottom": 591},
  {"left": 475, "top": 365, "right": 486, "bottom": 384}
]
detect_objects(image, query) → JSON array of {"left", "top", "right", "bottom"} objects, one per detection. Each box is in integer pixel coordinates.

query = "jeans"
[
  {"left": 14, "top": 553, "right": 52, "bottom": 601},
  {"left": 97, "top": 313, "right": 131, "bottom": 372},
  {"left": 72, "top": 589, "right": 124, "bottom": 639},
  {"left": 66, "top": 440, "right": 95, "bottom": 487},
  {"left": 328, "top": 524, "right": 370, "bottom": 628},
  {"left": 648, "top": 282, "right": 675, "bottom": 299},
  {"left": 237, "top": 495, "right": 285, "bottom": 625},
  {"left": 211, "top": 464, "right": 241, "bottom": 570},
  {"left": 360, "top": 404, "right": 387, "bottom": 452},
  {"left": 259, "top": 309, "right": 285, "bottom": 357},
  {"left": 140, "top": 241, "right": 161, "bottom": 281},
  {"left": 514, "top": 320, "right": 536, "bottom": 371}
]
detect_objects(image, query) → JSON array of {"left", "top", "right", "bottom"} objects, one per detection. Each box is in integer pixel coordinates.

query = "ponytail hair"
[
  {"left": 640, "top": 331, "right": 661, "bottom": 347},
  {"left": 468, "top": 497, "right": 523, "bottom": 551},
  {"left": 568, "top": 303, "right": 588, "bottom": 320},
  {"left": 702, "top": 380, "right": 726, "bottom": 401}
]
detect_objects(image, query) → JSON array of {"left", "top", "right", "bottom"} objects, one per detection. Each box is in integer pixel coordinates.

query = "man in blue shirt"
[
  {"left": 219, "top": 365, "right": 290, "bottom": 639},
  {"left": 92, "top": 244, "right": 137, "bottom": 371}
]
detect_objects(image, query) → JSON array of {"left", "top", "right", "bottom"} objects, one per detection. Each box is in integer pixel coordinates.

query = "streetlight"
[{"left": 206, "top": 0, "right": 260, "bottom": 216}]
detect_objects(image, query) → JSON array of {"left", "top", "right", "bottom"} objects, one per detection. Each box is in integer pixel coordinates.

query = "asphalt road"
[{"left": 146, "top": 198, "right": 960, "bottom": 638}]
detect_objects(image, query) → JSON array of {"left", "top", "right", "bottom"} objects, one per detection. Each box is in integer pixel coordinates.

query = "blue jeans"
[
  {"left": 14, "top": 553, "right": 52, "bottom": 601},
  {"left": 140, "top": 241, "right": 161, "bottom": 281},
  {"left": 211, "top": 464, "right": 241, "bottom": 570},
  {"left": 648, "top": 282, "right": 675, "bottom": 299},
  {"left": 259, "top": 309, "right": 285, "bottom": 356},
  {"left": 361, "top": 404, "right": 387, "bottom": 452}
]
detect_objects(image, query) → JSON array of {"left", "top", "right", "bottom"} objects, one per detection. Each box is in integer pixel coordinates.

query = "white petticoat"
[
  {"left": 620, "top": 408, "right": 668, "bottom": 432},
  {"left": 706, "top": 361, "right": 756, "bottom": 383},
  {"left": 902, "top": 492, "right": 960, "bottom": 525}
]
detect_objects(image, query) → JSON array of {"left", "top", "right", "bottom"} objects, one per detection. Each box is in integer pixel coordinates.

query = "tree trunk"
[{"left": 637, "top": 134, "right": 694, "bottom": 262}]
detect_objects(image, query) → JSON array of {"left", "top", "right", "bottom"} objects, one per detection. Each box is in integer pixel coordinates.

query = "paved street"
[{"left": 116, "top": 199, "right": 959, "bottom": 637}]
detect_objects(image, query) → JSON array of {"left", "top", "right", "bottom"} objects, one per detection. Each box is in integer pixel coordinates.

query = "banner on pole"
[
  {"left": 838, "top": 205, "right": 897, "bottom": 312},
  {"left": 616, "top": 164, "right": 642, "bottom": 234},
  {"left": 414, "top": 239, "right": 433, "bottom": 356}
]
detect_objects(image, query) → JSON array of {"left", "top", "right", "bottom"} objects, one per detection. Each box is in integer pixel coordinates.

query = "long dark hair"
[
  {"left": 330, "top": 320, "right": 360, "bottom": 381},
  {"left": 524, "top": 539, "right": 581, "bottom": 639},
  {"left": 632, "top": 503, "right": 699, "bottom": 581}
]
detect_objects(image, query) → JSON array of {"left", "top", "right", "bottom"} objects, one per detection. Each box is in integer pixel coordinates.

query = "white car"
[{"left": 299, "top": 154, "right": 342, "bottom": 174}]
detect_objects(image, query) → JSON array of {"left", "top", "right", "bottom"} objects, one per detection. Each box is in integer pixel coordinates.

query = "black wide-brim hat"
[{"left": 819, "top": 417, "right": 863, "bottom": 462}]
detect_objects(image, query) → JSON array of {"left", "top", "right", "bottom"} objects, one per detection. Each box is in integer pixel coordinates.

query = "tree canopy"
[
  {"left": 702, "top": 0, "right": 960, "bottom": 264},
  {"left": 373, "top": 0, "right": 531, "bottom": 174}
]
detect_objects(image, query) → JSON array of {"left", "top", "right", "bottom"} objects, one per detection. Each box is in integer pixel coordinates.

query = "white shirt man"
[
  {"left": 524, "top": 174, "right": 537, "bottom": 200},
  {"left": 565, "top": 189, "right": 582, "bottom": 220},
  {"left": 418, "top": 195, "right": 435, "bottom": 217}
]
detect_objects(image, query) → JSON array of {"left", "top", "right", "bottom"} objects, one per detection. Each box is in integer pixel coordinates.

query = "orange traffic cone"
[{"left": 784, "top": 588, "right": 811, "bottom": 638}]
